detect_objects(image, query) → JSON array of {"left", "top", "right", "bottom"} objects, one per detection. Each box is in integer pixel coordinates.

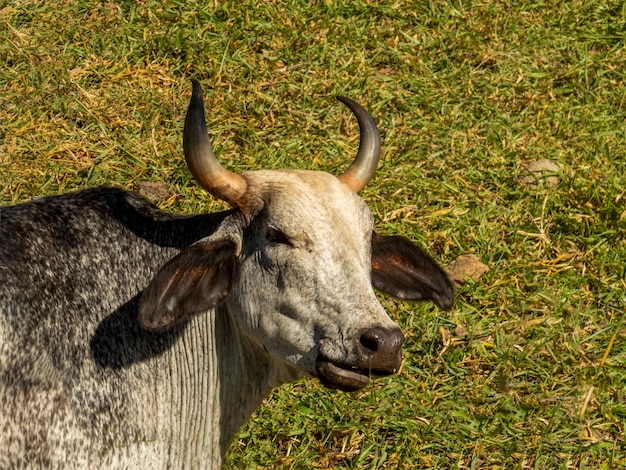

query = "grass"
[{"left": 1, "top": 0, "right": 625, "bottom": 468}]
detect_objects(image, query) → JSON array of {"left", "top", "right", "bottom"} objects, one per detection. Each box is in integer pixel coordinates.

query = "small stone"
[{"left": 138, "top": 181, "right": 170, "bottom": 203}]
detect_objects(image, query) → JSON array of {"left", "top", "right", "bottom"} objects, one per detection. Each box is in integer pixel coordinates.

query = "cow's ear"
[
  {"left": 138, "top": 238, "right": 238, "bottom": 332},
  {"left": 371, "top": 232, "right": 454, "bottom": 310}
]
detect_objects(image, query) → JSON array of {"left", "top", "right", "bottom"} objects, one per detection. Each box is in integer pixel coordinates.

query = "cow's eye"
[{"left": 267, "top": 228, "right": 292, "bottom": 246}]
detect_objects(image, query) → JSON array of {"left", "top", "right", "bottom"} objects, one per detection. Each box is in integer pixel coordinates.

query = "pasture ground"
[{"left": 1, "top": 1, "right": 625, "bottom": 468}]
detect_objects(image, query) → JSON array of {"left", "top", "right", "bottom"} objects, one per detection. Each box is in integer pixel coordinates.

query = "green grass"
[{"left": 2, "top": 0, "right": 625, "bottom": 468}]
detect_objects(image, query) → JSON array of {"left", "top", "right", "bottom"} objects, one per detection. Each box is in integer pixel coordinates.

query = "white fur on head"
[{"left": 225, "top": 170, "right": 397, "bottom": 375}]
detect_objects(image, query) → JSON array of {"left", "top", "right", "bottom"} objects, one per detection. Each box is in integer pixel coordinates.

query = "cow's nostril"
[{"left": 360, "top": 331, "right": 380, "bottom": 352}]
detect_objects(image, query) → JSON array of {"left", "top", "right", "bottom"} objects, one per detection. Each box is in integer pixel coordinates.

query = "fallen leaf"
[
  {"left": 445, "top": 254, "right": 490, "bottom": 285},
  {"left": 519, "top": 158, "right": 571, "bottom": 188}
]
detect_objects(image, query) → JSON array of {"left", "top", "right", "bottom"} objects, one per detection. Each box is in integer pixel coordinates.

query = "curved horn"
[
  {"left": 336, "top": 96, "right": 381, "bottom": 193},
  {"left": 183, "top": 79, "right": 247, "bottom": 203}
]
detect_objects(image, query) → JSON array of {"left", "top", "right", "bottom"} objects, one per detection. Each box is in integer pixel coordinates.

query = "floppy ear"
[
  {"left": 138, "top": 238, "right": 238, "bottom": 332},
  {"left": 371, "top": 232, "right": 454, "bottom": 310}
]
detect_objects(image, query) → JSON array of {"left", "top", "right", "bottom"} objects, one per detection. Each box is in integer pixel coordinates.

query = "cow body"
[{"left": 0, "top": 82, "right": 453, "bottom": 468}]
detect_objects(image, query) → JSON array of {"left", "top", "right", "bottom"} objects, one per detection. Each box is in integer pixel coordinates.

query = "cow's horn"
[
  {"left": 183, "top": 79, "right": 247, "bottom": 204},
  {"left": 336, "top": 96, "right": 381, "bottom": 193}
]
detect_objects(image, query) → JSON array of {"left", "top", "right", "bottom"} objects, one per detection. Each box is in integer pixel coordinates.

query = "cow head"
[{"left": 138, "top": 80, "right": 453, "bottom": 392}]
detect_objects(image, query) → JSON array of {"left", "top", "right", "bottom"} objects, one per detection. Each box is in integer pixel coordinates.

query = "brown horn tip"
[
  {"left": 183, "top": 79, "right": 247, "bottom": 204},
  {"left": 335, "top": 96, "right": 381, "bottom": 193}
]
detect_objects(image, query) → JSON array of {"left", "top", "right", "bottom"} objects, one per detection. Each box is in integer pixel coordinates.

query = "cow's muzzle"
[{"left": 316, "top": 326, "right": 405, "bottom": 392}]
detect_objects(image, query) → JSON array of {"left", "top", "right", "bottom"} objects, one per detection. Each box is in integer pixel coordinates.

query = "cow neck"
[{"left": 156, "top": 304, "right": 299, "bottom": 466}]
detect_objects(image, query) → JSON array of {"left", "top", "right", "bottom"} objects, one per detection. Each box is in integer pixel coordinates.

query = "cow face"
[{"left": 138, "top": 169, "right": 453, "bottom": 391}]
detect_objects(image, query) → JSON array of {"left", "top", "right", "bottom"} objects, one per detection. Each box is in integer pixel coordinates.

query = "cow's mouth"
[
  {"left": 316, "top": 355, "right": 399, "bottom": 392},
  {"left": 315, "top": 358, "right": 371, "bottom": 392}
]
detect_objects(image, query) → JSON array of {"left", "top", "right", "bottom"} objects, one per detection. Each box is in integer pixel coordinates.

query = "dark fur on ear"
[
  {"left": 138, "top": 238, "right": 238, "bottom": 332},
  {"left": 371, "top": 232, "right": 454, "bottom": 310}
]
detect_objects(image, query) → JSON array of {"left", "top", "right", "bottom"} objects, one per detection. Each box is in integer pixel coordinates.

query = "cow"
[{"left": 0, "top": 80, "right": 454, "bottom": 468}]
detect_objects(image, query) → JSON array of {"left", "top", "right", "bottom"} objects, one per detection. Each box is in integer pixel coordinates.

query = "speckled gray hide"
[
  {"left": 0, "top": 171, "right": 453, "bottom": 469},
  {"left": 0, "top": 188, "right": 241, "bottom": 468}
]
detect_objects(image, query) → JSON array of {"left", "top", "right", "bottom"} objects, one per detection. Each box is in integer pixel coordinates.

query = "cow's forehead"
[{"left": 241, "top": 169, "right": 373, "bottom": 234}]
